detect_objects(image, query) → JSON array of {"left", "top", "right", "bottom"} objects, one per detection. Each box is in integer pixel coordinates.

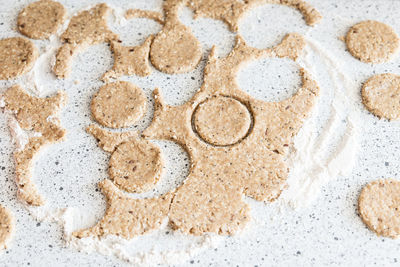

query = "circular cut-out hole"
[
  {"left": 237, "top": 57, "right": 302, "bottom": 102},
  {"left": 238, "top": 4, "right": 307, "bottom": 49}
]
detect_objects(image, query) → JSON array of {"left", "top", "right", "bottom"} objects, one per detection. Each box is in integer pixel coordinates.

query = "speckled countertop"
[{"left": 0, "top": 0, "right": 400, "bottom": 266}]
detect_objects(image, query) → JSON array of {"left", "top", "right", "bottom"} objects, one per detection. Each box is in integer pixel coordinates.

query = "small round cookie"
[
  {"left": 0, "top": 205, "right": 15, "bottom": 250},
  {"left": 109, "top": 139, "right": 163, "bottom": 193},
  {"left": 91, "top": 81, "right": 147, "bottom": 129},
  {"left": 346, "top": 20, "right": 399, "bottom": 63},
  {"left": 150, "top": 24, "right": 202, "bottom": 74},
  {"left": 17, "top": 0, "right": 66, "bottom": 40},
  {"left": 193, "top": 96, "right": 252, "bottom": 146},
  {"left": 362, "top": 73, "right": 400, "bottom": 120},
  {"left": 0, "top": 37, "right": 38, "bottom": 80},
  {"left": 358, "top": 179, "right": 400, "bottom": 238}
]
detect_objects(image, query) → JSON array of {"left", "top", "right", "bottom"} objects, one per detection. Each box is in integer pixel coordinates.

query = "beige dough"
[
  {"left": 75, "top": 33, "right": 319, "bottom": 238},
  {"left": 193, "top": 96, "right": 252, "bottom": 146},
  {"left": 53, "top": 3, "right": 119, "bottom": 78},
  {"left": 102, "top": 36, "right": 154, "bottom": 82},
  {"left": 17, "top": 0, "right": 66, "bottom": 40},
  {"left": 0, "top": 37, "right": 38, "bottom": 80},
  {"left": 0, "top": 205, "right": 14, "bottom": 250},
  {"left": 346, "top": 20, "right": 399, "bottom": 63},
  {"left": 362, "top": 73, "right": 400, "bottom": 120},
  {"left": 3, "top": 85, "right": 67, "bottom": 206},
  {"left": 91, "top": 81, "right": 147, "bottom": 129},
  {"left": 359, "top": 179, "right": 400, "bottom": 238},
  {"left": 109, "top": 138, "right": 163, "bottom": 193}
]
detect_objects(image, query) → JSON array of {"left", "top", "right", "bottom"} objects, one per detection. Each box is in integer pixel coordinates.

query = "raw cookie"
[
  {"left": 17, "top": 0, "right": 66, "bottom": 40},
  {"left": 150, "top": 0, "right": 202, "bottom": 74},
  {"left": 74, "top": 179, "right": 172, "bottom": 239},
  {"left": 109, "top": 138, "right": 163, "bottom": 193},
  {"left": 53, "top": 4, "right": 119, "bottom": 78},
  {"left": 0, "top": 205, "right": 14, "bottom": 250},
  {"left": 346, "top": 20, "right": 399, "bottom": 63},
  {"left": 102, "top": 36, "right": 154, "bottom": 82},
  {"left": 125, "top": 9, "right": 164, "bottom": 25},
  {"left": 91, "top": 81, "right": 147, "bottom": 129},
  {"left": 76, "top": 33, "right": 319, "bottom": 238},
  {"left": 358, "top": 179, "right": 400, "bottom": 238},
  {"left": 0, "top": 37, "right": 38, "bottom": 80},
  {"left": 3, "top": 85, "right": 67, "bottom": 206},
  {"left": 193, "top": 96, "right": 252, "bottom": 146},
  {"left": 362, "top": 73, "right": 400, "bottom": 120}
]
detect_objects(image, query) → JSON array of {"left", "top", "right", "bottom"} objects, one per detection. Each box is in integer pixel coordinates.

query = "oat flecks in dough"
[
  {"left": 53, "top": 3, "right": 119, "bottom": 78},
  {"left": 193, "top": 96, "right": 252, "bottom": 146},
  {"left": 91, "top": 81, "right": 147, "bottom": 129},
  {"left": 346, "top": 20, "right": 400, "bottom": 64},
  {"left": 0, "top": 37, "right": 38, "bottom": 80},
  {"left": 109, "top": 138, "right": 163, "bottom": 193},
  {"left": 0, "top": 205, "right": 14, "bottom": 250},
  {"left": 3, "top": 85, "right": 67, "bottom": 206},
  {"left": 87, "top": 124, "right": 137, "bottom": 153},
  {"left": 187, "top": 0, "right": 322, "bottom": 32},
  {"left": 17, "top": 0, "right": 66, "bottom": 40},
  {"left": 362, "top": 73, "right": 400, "bottom": 120},
  {"left": 73, "top": 179, "right": 172, "bottom": 239},
  {"left": 102, "top": 36, "right": 154, "bottom": 82},
  {"left": 358, "top": 179, "right": 400, "bottom": 239}
]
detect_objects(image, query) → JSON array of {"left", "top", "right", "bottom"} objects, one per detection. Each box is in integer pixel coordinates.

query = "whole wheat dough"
[{"left": 0, "top": 205, "right": 14, "bottom": 250}]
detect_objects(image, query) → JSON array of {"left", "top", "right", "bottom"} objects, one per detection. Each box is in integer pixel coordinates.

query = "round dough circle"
[
  {"left": 362, "top": 73, "right": 400, "bottom": 120},
  {"left": 150, "top": 24, "right": 202, "bottom": 74},
  {"left": 109, "top": 140, "right": 163, "bottom": 193},
  {"left": 0, "top": 37, "right": 38, "bottom": 80},
  {"left": 0, "top": 205, "right": 14, "bottom": 250},
  {"left": 193, "top": 96, "right": 252, "bottom": 146},
  {"left": 346, "top": 20, "right": 399, "bottom": 63},
  {"left": 358, "top": 179, "right": 400, "bottom": 238},
  {"left": 91, "top": 81, "right": 147, "bottom": 128},
  {"left": 17, "top": 0, "right": 66, "bottom": 40}
]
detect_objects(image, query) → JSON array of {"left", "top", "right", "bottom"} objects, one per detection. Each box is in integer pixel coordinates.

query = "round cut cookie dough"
[
  {"left": 362, "top": 73, "right": 400, "bottom": 120},
  {"left": 91, "top": 81, "right": 147, "bottom": 128},
  {"left": 0, "top": 37, "right": 38, "bottom": 80},
  {"left": 358, "top": 179, "right": 400, "bottom": 238},
  {"left": 0, "top": 205, "right": 14, "bottom": 250},
  {"left": 109, "top": 139, "right": 163, "bottom": 193},
  {"left": 17, "top": 0, "right": 66, "bottom": 40},
  {"left": 346, "top": 20, "right": 399, "bottom": 63},
  {"left": 193, "top": 96, "right": 252, "bottom": 146}
]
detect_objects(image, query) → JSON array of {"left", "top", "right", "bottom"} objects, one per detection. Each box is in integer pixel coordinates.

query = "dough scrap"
[
  {"left": 53, "top": 3, "right": 119, "bottom": 78},
  {"left": 193, "top": 96, "right": 252, "bottom": 146},
  {"left": 0, "top": 205, "right": 14, "bottom": 250},
  {"left": 362, "top": 73, "right": 400, "bottom": 120},
  {"left": 91, "top": 81, "right": 147, "bottom": 129},
  {"left": 125, "top": 9, "right": 165, "bottom": 25},
  {"left": 17, "top": 0, "right": 66, "bottom": 40},
  {"left": 102, "top": 36, "right": 154, "bottom": 82},
  {"left": 346, "top": 20, "right": 399, "bottom": 64},
  {"left": 109, "top": 138, "right": 163, "bottom": 193},
  {"left": 76, "top": 33, "right": 319, "bottom": 239},
  {"left": 3, "top": 85, "right": 67, "bottom": 206},
  {"left": 358, "top": 179, "right": 400, "bottom": 238},
  {"left": 0, "top": 37, "right": 38, "bottom": 80},
  {"left": 187, "top": 0, "right": 322, "bottom": 32}
]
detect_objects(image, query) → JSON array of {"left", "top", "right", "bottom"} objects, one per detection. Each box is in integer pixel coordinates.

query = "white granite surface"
[{"left": 0, "top": 0, "right": 399, "bottom": 266}]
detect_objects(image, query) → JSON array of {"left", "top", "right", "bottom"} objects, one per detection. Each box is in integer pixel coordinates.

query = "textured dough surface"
[
  {"left": 193, "top": 96, "right": 252, "bottom": 146},
  {"left": 91, "top": 81, "right": 147, "bottom": 128},
  {"left": 0, "top": 205, "right": 14, "bottom": 250},
  {"left": 359, "top": 179, "right": 400, "bottom": 238},
  {"left": 0, "top": 37, "right": 38, "bottom": 80},
  {"left": 17, "top": 0, "right": 66, "bottom": 40},
  {"left": 362, "top": 73, "right": 400, "bottom": 120},
  {"left": 109, "top": 139, "right": 163, "bottom": 193},
  {"left": 346, "top": 20, "right": 399, "bottom": 63},
  {"left": 3, "top": 85, "right": 67, "bottom": 206}
]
